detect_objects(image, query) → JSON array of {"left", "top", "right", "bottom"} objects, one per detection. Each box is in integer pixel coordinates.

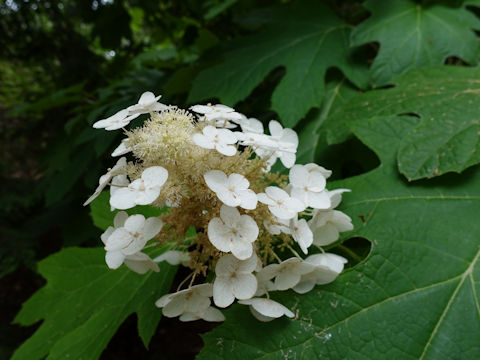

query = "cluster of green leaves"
[{"left": 5, "top": 0, "right": 480, "bottom": 359}]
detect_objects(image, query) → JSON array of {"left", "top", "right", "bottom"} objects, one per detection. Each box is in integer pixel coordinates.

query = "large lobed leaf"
[
  {"left": 189, "top": 1, "right": 367, "bottom": 128},
  {"left": 326, "top": 66, "right": 480, "bottom": 180},
  {"left": 12, "top": 247, "right": 177, "bottom": 360},
  {"left": 351, "top": 0, "right": 480, "bottom": 86},
  {"left": 197, "top": 115, "right": 480, "bottom": 359}
]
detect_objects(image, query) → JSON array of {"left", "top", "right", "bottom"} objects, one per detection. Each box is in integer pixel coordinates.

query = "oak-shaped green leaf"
[
  {"left": 12, "top": 247, "right": 177, "bottom": 360},
  {"left": 351, "top": 0, "right": 480, "bottom": 86},
  {"left": 326, "top": 66, "right": 480, "bottom": 180},
  {"left": 197, "top": 115, "right": 480, "bottom": 359},
  {"left": 189, "top": 1, "right": 367, "bottom": 127}
]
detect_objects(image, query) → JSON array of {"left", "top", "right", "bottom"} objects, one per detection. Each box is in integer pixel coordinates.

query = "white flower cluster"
[{"left": 87, "top": 93, "right": 354, "bottom": 322}]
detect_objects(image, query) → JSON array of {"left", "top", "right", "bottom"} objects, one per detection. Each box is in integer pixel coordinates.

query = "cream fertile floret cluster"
[{"left": 85, "top": 91, "right": 354, "bottom": 322}]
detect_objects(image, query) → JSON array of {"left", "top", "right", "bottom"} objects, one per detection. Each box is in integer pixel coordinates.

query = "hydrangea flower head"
[{"left": 86, "top": 92, "right": 353, "bottom": 322}]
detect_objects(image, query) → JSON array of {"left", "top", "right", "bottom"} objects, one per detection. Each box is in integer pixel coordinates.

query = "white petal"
[
  {"left": 208, "top": 218, "right": 232, "bottom": 252},
  {"left": 213, "top": 278, "right": 235, "bottom": 308},
  {"left": 135, "top": 187, "right": 161, "bottom": 205},
  {"left": 312, "top": 223, "right": 340, "bottom": 246},
  {"left": 124, "top": 214, "right": 146, "bottom": 234},
  {"left": 307, "top": 171, "right": 327, "bottom": 192},
  {"left": 110, "top": 188, "right": 137, "bottom": 210},
  {"left": 204, "top": 170, "right": 228, "bottom": 193},
  {"left": 219, "top": 205, "right": 241, "bottom": 225},
  {"left": 162, "top": 296, "right": 186, "bottom": 317},
  {"left": 289, "top": 165, "right": 308, "bottom": 187},
  {"left": 292, "top": 218, "right": 313, "bottom": 254},
  {"left": 238, "top": 215, "right": 259, "bottom": 242},
  {"left": 201, "top": 307, "right": 225, "bottom": 322},
  {"left": 275, "top": 271, "right": 301, "bottom": 290},
  {"left": 216, "top": 143, "right": 236, "bottom": 156},
  {"left": 328, "top": 189, "right": 350, "bottom": 209},
  {"left": 257, "top": 193, "right": 275, "bottom": 206},
  {"left": 238, "top": 189, "right": 257, "bottom": 210},
  {"left": 142, "top": 166, "right": 168, "bottom": 188},
  {"left": 138, "top": 91, "right": 156, "bottom": 105},
  {"left": 265, "top": 186, "right": 289, "bottom": 201},
  {"left": 105, "top": 250, "right": 125, "bottom": 269},
  {"left": 124, "top": 252, "right": 159, "bottom": 274},
  {"left": 192, "top": 133, "right": 214, "bottom": 149},
  {"left": 93, "top": 109, "right": 129, "bottom": 129},
  {"left": 142, "top": 217, "right": 163, "bottom": 240},
  {"left": 279, "top": 151, "right": 296, "bottom": 168},
  {"left": 111, "top": 139, "right": 131, "bottom": 157},
  {"left": 230, "top": 241, "right": 253, "bottom": 260},
  {"left": 100, "top": 227, "right": 114, "bottom": 245},
  {"left": 105, "top": 228, "right": 132, "bottom": 251},
  {"left": 268, "top": 120, "right": 283, "bottom": 137},
  {"left": 233, "top": 274, "right": 257, "bottom": 300},
  {"left": 309, "top": 191, "right": 331, "bottom": 209}
]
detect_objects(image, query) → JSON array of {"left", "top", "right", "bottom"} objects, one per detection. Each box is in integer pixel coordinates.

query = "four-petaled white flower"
[
  {"left": 93, "top": 91, "right": 167, "bottom": 131},
  {"left": 289, "top": 164, "right": 330, "bottom": 209},
  {"left": 110, "top": 166, "right": 168, "bottom": 210},
  {"left": 238, "top": 298, "right": 294, "bottom": 322},
  {"left": 84, "top": 157, "right": 127, "bottom": 206},
  {"left": 258, "top": 186, "right": 305, "bottom": 220},
  {"left": 192, "top": 125, "right": 237, "bottom": 156},
  {"left": 101, "top": 212, "right": 163, "bottom": 270},
  {"left": 127, "top": 91, "right": 168, "bottom": 115},
  {"left": 155, "top": 284, "right": 214, "bottom": 319},
  {"left": 290, "top": 217, "right": 313, "bottom": 254},
  {"left": 213, "top": 253, "right": 258, "bottom": 308},
  {"left": 208, "top": 205, "right": 259, "bottom": 260},
  {"left": 92, "top": 109, "right": 141, "bottom": 131},
  {"left": 190, "top": 104, "right": 243, "bottom": 124},
  {"left": 293, "top": 253, "right": 347, "bottom": 294},
  {"left": 308, "top": 209, "right": 353, "bottom": 247},
  {"left": 258, "top": 257, "right": 316, "bottom": 291},
  {"left": 204, "top": 170, "right": 257, "bottom": 210}
]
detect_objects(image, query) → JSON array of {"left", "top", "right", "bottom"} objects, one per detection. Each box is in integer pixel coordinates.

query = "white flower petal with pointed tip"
[
  {"left": 309, "top": 209, "right": 353, "bottom": 246},
  {"left": 154, "top": 250, "right": 191, "bottom": 266},
  {"left": 204, "top": 170, "right": 257, "bottom": 210},
  {"left": 192, "top": 125, "right": 237, "bottom": 156},
  {"left": 190, "top": 104, "right": 243, "bottom": 123},
  {"left": 155, "top": 284, "right": 213, "bottom": 318},
  {"left": 208, "top": 205, "right": 259, "bottom": 260},
  {"left": 238, "top": 298, "right": 294, "bottom": 322},
  {"left": 293, "top": 253, "right": 347, "bottom": 294},
  {"left": 258, "top": 186, "right": 305, "bottom": 220},
  {"left": 290, "top": 217, "right": 313, "bottom": 254},
  {"left": 110, "top": 166, "right": 168, "bottom": 210},
  {"left": 213, "top": 253, "right": 258, "bottom": 308},
  {"left": 84, "top": 157, "right": 127, "bottom": 206}
]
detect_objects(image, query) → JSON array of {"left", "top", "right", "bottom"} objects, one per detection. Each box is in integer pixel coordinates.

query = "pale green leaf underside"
[
  {"left": 189, "top": 1, "right": 367, "bottom": 128},
  {"left": 198, "top": 115, "right": 480, "bottom": 359},
  {"left": 326, "top": 66, "right": 480, "bottom": 180},
  {"left": 12, "top": 248, "right": 177, "bottom": 360},
  {"left": 351, "top": 0, "right": 480, "bottom": 86}
]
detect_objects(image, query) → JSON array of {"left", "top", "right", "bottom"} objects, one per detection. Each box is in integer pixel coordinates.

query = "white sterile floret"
[
  {"left": 290, "top": 217, "right": 313, "bottom": 254},
  {"left": 192, "top": 125, "right": 237, "bottom": 156},
  {"left": 207, "top": 205, "right": 259, "bottom": 260},
  {"left": 111, "top": 138, "right": 132, "bottom": 157},
  {"left": 110, "top": 166, "right": 168, "bottom": 210},
  {"left": 92, "top": 109, "right": 141, "bottom": 131},
  {"left": 289, "top": 164, "right": 330, "bottom": 209},
  {"left": 238, "top": 298, "right": 294, "bottom": 322},
  {"left": 83, "top": 157, "right": 127, "bottom": 206},
  {"left": 204, "top": 170, "right": 257, "bottom": 210},
  {"left": 127, "top": 91, "right": 168, "bottom": 115},
  {"left": 101, "top": 212, "right": 162, "bottom": 271},
  {"left": 154, "top": 250, "right": 191, "bottom": 266},
  {"left": 293, "top": 253, "right": 347, "bottom": 294},
  {"left": 155, "top": 284, "right": 216, "bottom": 320},
  {"left": 190, "top": 104, "right": 243, "bottom": 123},
  {"left": 178, "top": 307, "right": 225, "bottom": 322},
  {"left": 309, "top": 209, "right": 353, "bottom": 247},
  {"left": 258, "top": 257, "right": 316, "bottom": 291},
  {"left": 258, "top": 186, "right": 305, "bottom": 220},
  {"left": 213, "top": 253, "right": 258, "bottom": 308},
  {"left": 267, "top": 120, "right": 298, "bottom": 168}
]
